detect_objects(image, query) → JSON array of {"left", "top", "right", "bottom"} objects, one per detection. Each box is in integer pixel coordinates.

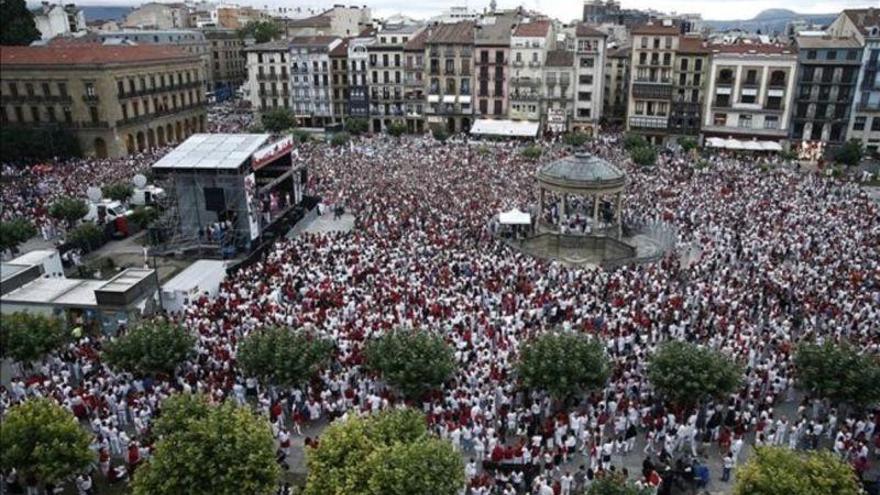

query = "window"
[
  {"left": 766, "top": 95, "right": 782, "bottom": 110},
  {"left": 63, "top": 107, "right": 72, "bottom": 123},
  {"left": 741, "top": 92, "right": 756, "bottom": 104},
  {"left": 713, "top": 113, "right": 726, "bottom": 126},
  {"left": 694, "top": 59, "right": 702, "bottom": 71},
  {"left": 764, "top": 115, "right": 779, "bottom": 129},
  {"left": 41, "top": 82, "right": 51, "bottom": 97},
  {"left": 872, "top": 117, "right": 880, "bottom": 132},
  {"left": 46, "top": 106, "right": 56, "bottom": 122},
  {"left": 807, "top": 50, "right": 816, "bottom": 60},
  {"left": 494, "top": 100, "right": 502, "bottom": 115},
  {"left": 738, "top": 114, "right": 752, "bottom": 128},
  {"left": 854, "top": 116, "right": 867, "bottom": 131},
  {"left": 639, "top": 52, "right": 647, "bottom": 65},
  {"left": 25, "top": 83, "right": 34, "bottom": 97},
  {"left": 118, "top": 80, "right": 125, "bottom": 95},
  {"left": 680, "top": 58, "right": 688, "bottom": 71},
  {"left": 89, "top": 106, "right": 99, "bottom": 123},
  {"left": 579, "top": 74, "right": 593, "bottom": 85},
  {"left": 14, "top": 106, "right": 23, "bottom": 121},
  {"left": 579, "top": 57, "right": 594, "bottom": 68},
  {"left": 826, "top": 50, "right": 837, "bottom": 60},
  {"left": 30, "top": 106, "right": 40, "bottom": 122},
  {"left": 8, "top": 82, "right": 18, "bottom": 97},
  {"left": 847, "top": 49, "right": 858, "bottom": 60},
  {"left": 578, "top": 91, "right": 592, "bottom": 101}
]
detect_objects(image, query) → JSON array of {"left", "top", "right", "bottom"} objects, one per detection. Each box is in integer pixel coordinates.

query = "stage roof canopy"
[
  {"left": 470, "top": 119, "right": 540, "bottom": 137},
  {"left": 152, "top": 133, "right": 272, "bottom": 171}
]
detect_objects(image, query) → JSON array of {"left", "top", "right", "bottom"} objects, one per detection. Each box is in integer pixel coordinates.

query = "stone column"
[
  {"left": 616, "top": 192, "right": 623, "bottom": 238},
  {"left": 592, "top": 195, "right": 599, "bottom": 232},
  {"left": 560, "top": 194, "right": 566, "bottom": 230}
]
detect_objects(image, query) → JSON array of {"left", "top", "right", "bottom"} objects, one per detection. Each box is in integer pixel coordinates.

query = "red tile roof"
[
  {"left": 0, "top": 45, "right": 196, "bottom": 67},
  {"left": 631, "top": 23, "right": 680, "bottom": 35},
  {"left": 329, "top": 37, "right": 350, "bottom": 56},
  {"left": 286, "top": 13, "right": 332, "bottom": 28},
  {"left": 289, "top": 35, "right": 340, "bottom": 47},
  {"left": 843, "top": 9, "right": 880, "bottom": 35},
  {"left": 575, "top": 23, "right": 606, "bottom": 38},
  {"left": 425, "top": 21, "right": 475, "bottom": 45},
  {"left": 513, "top": 20, "right": 551, "bottom": 37},
  {"left": 677, "top": 36, "right": 709, "bottom": 54},
  {"left": 708, "top": 43, "right": 796, "bottom": 55},
  {"left": 404, "top": 28, "right": 429, "bottom": 51},
  {"left": 544, "top": 50, "right": 574, "bottom": 67}
]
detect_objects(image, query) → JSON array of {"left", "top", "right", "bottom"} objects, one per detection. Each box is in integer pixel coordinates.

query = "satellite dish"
[
  {"left": 133, "top": 174, "right": 148, "bottom": 188},
  {"left": 86, "top": 186, "right": 103, "bottom": 203}
]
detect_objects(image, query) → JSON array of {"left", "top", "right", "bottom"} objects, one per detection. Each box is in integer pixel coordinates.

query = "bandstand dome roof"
[{"left": 536, "top": 153, "right": 626, "bottom": 192}]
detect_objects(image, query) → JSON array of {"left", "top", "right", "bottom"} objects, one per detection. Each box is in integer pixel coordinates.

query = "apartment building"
[
  {"left": 244, "top": 40, "right": 290, "bottom": 116},
  {"left": 572, "top": 23, "right": 606, "bottom": 134},
  {"left": 543, "top": 50, "right": 575, "bottom": 133},
  {"left": 347, "top": 35, "right": 375, "bottom": 120},
  {"left": 425, "top": 21, "right": 476, "bottom": 133},
  {"left": 792, "top": 36, "right": 862, "bottom": 147},
  {"left": 603, "top": 45, "right": 630, "bottom": 125},
  {"left": 403, "top": 29, "right": 429, "bottom": 133},
  {"left": 701, "top": 44, "right": 798, "bottom": 147},
  {"left": 368, "top": 24, "right": 422, "bottom": 132},
  {"left": 626, "top": 23, "right": 680, "bottom": 144},
  {"left": 474, "top": 12, "right": 516, "bottom": 120},
  {"left": 285, "top": 5, "right": 372, "bottom": 38},
  {"left": 32, "top": 1, "right": 86, "bottom": 40},
  {"left": 329, "top": 38, "right": 351, "bottom": 123},
  {"left": 96, "top": 29, "right": 214, "bottom": 89},
  {"left": 202, "top": 28, "right": 246, "bottom": 93},
  {"left": 828, "top": 9, "right": 880, "bottom": 155},
  {"left": 669, "top": 36, "right": 709, "bottom": 137},
  {"left": 290, "top": 36, "right": 342, "bottom": 127},
  {"left": 1, "top": 45, "right": 206, "bottom": 158},
  {"left": 123, "top": 2, "right": 189, "bottom": 29},
  {"left": 510, "top": 20, "right": 553, "bottom": 122}
]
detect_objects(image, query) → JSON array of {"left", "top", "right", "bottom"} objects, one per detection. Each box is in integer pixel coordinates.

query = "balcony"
[
  {"left": 628, "top": 115, "right": 668, "bottom": 130},
  {"left": 0, "top": 94, "right": 73, "bottom": 104},
  {"left": 82, "top": 94, "right": 99, "bottom": 102},
  {"left": 444, "top": 67, "right": 456, "bottom": 75},
  {"left": 528, "top": 60, "right": 542, "bottom": 68},
  {"left": 857, "top": 102, "right": 880, "bottom": 112},
  {"left": 257, "top": 73, "right": 281, "bottom": 81},
  {"left": 712, "top": 99, "right": 731, "bottom": 108},
  {"left": 512, "top": 60, "right": 524, "bottom": 68},
  {"left": 76, "top": 120, "right": 110, "bottom": 129},
  {"left": 510, "top": 92, "right": 541, "bottom": 101},
  {"left": 768, "top": 80, "right": 786, "bottom": 89},
  {"left": 716, "top": 78, "right": 734, "bottom": 87},
  {"left": 511, "top": 77, "right": 541, "bottom": 87},
  {"left": 632, "top": 83, "right": 673, "bottom": 99},
  {"left": 117, "top": 81, "right": 203, "bottom": 99}
]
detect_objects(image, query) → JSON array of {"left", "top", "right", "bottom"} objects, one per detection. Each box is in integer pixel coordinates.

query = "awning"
[
  {"left": 716, "top": 87, "right": 732, "bottom": 95},
  {"left": 442, "top": 95, "right": 456, "bottom": 103},
  {"left": 498, "top": 208, "right": 532, "bottom": 225},
  {"left": 767, "top": 89, "right": 785, "bottom": 97},
  {"left": 470, "top": 119, "right": 540, "bottom": 137},
  {"left": 427, "top": 95, "right": 440, "bottom": 103},
  {"left": 706, "top": 137, "right": 782, "bottom": 152},
  {"left": 458, "top": 95, "right": 472, "bottom": 104}
]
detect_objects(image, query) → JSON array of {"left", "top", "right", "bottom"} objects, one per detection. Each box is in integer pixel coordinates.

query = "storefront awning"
[
  {"left": 470, "top": 119, "right": 540, "bottom": 137},
  {"left": 706, "top": 137, "right": 782, "bottom": 152}
]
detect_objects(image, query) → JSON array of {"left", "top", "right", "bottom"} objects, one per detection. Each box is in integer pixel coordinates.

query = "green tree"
[
  {"left": 129, "top": 206, "right": 159, "bottom": 230},
  {"left": 648, "top": 341, "right": 742, "bottom": 407},
  {"left": 292, "top": 128, "right": 312, "bottom": 143},
  {"left": 563, "top": 132, "right": 589, "bottom": 147},
  {"left": 66, "top": 221, "right": 105, "bottom": 251},
  {"left": 133, "top": 396, "right": 280, "bottom": 495},
  {"left": 48, "top": 196, "right": 89, "bottom": 229},
  {"left": 344, "top": 117, "right": 369, "bottom": 135},
  {"left": 364, "top": 329, "right": 456, "bottom": 400},
  {"left": 516, "top": 331, "right": 610, "bottom": 403},
  {"left": 587, "top": 475, "right": 653, "bottom": 495},
  {"left": 833, "top": 140, "right": 863, "bottom": 166},
  {"left": 0, "top": 398, "right": 93, "bottom": 487},
  {"left": 678, "top": 137, "right": 699, "bottom": 152},
  {"left": 432, "top": 127, "right": 449, "bottom": 142},
  {"left": 331, "top": 131, "right": 351, "bottom": 147},
  {"left": 794, "top": 341, "right": 880, "bottom": 409},
  {"left": 103, "top": 320, "right": 196, "bottom": 377},
  {"left": 734, "top": 446, "right": 861, "bottom": 495},
  {"left": 630, "top": 145, "right": 657, "bottom": 166},
  {"left": 260, "top": 107, "right": 296, "bottom": 133},
  {"left": 102, "top": 182, "right": 134, "bottom": 202},
  {"left": 237, "top": 326, "right": 334, "bottom": 388},
  {"left": 305, "top": 408, "right": 463, "bottom": 495},
  {"left": 521, "top": 145, "right": 543, "bottom": 160},
  {"left": 151, "top": 392, "right": 212, "bottom": 438},
  {"left": 0, "top": 312, "right": 68, "bottom": 363},
  {"left": 0, "top": 218, "right": 37, "bottom": 255},
  {"left": 386, "top": 121, "right": 408, "bottom": 137},
  {"left": 237, "top": 20, "right": 282, "bottom": 44},
  {"left": 0, "top": 0, "right": 40, "bottom": 45},
  {"left": 623, "top": 134, "right": 648, "bottom": 151}
]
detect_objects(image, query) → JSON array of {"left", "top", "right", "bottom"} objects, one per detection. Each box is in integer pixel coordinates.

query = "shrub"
[
  {"left": 67, "top": 222, "right": 105, "bottom": 251},
  {"left": 291, "top": 129, "right": 311, "bottom": 143},
  {"left": 521, "top": 145, "right": 543, "bottom": 160},
  {"left": 630, "top": 145, "right": 657, "bottom": 166},
  {"left": 344, "top": 117, "right": 369, "bottom": 135},
  {"left": 833, "top": 140, "right": 862, "bottom": 166},
  {"left": 623, "top": 134, "right": 648, "bottom": 151},
  {"left": 432, "top": 127, "right": 449, "bottom": 142},
  {"left": 386, "top": 121, "right": 408, "bottom": 137},
  {"left": 330, "top": 132, "right": 350, "bottom": 147},
  {"left": 563, "top": 132, "right": 589, "bottom": 147}
]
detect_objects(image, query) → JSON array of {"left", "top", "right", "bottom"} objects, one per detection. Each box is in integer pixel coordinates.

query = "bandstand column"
[
  {"left": 592, "top": 195, "right": 599, "bottom": 230},
  {"left": 560, "top": 194, "right": 566, "bottom": 229},
  {"left": 616, "top": 192, "right": 623, "bottom": 238}
]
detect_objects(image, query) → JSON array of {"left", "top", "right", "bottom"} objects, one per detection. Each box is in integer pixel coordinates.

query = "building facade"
[
  {"left": 603, "top": 45, "right": 630, "bottom": 125},
  {"left": 285, "top": 6, "right": 372, "bottom": 38},
  {"left": 329, "top": 38, "right": 350, "bottom": 123},
  {"left": 543, "top": 50, "right": 575, "bottom": 133},
  {"left": 701, "top": 44, "right": 798, "bottom": 146},
  {"left": 573, "top": 23, "right": 606, "bottom": 134},
  {"left": 244, "top": 40, "right": 290, "bottom": 116},
  {"left": 0, "top": 46, "right": 206, "bottom": 158},
  {"left": 368, "top": 25, "right": 422, "bottom": 132},
  {"left": 290, "top": 36, "right": 342, "bottom": 127},
  {"left": 403, "top": 29, "right": 429, "bottom": 133},
  {"left": 626, "top": 23, "right": 680, "bottom": 144},
  {"left": 96, "top": 30, "right": 213, "bottom": 89},
  {"left": 202, "top": 28, "right": 246, "bottom": 94},
  {"left": 474, "top": 12, "right": 516, "bottom": 120},
  {"left": 791, "top": 36, "right": 862, "bottom": 148},
  {"left": 510, "top": 20, "right": 553, "bottom": 122},
  {"left": 668, "top": 36, "right": 709, "bottom": 137},
  {"left": 828, "top": 9, "right": 880, "bottom": 155},
  {"left": 123, "top": 2, "right": 190, "bottom": 30},
  {"left": 32, "top": 2, "right": 86, "bottom": 40},
  {"left": 425, "top": 21, "right": 475, "bottom": 133},
  {"left": 347, "top": 36, "right": 375, "bottom": 120}
]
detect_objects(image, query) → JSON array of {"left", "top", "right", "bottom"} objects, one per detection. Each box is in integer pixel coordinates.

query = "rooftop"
[
  {"left": 425, "top": 21, "right": 475, "bottom": 45},
  {"left": 286, "top": 13, "right": 332, "bottom": 28},
  {"left": 795, "top": 36, "right": 863, "bottom": 49},
  {"left": 842, "top": 8, "right": 880, "bottom": 36},
  {"left": 709, "top": 43, "right": 796, "bottom": 56},
  {"left": 537, "top": 153, "right": 626, "bottom": 191},
  {"left": 403, "top": 28, "right": 429, "bottom": 51},
  {"left": 244, "top": 39, "right": 289, "bottom": 52},
  {"left": 152, "top": 134, "right": 271, "bottom": 171},
  {"left": 474, "top": 13, "right": 516, "bottom": 46},
  {"left": 290, "top": 35, "right": 340, "bottom": 47},
  {"left": 0, "top": 45, "right": 195, "bottom": 67},
  {"left": 513, "top": 19, "right": 551, "bottom": 37},
  {"left": 607, "top": 45, "right": 631, "bottom": 57},
  {"left": 677, "top": 36, "right": 709, "bottom": 54},
  {"left": 631, "top": 23, "right": 680, "bottom": 35},
  {"left": 545, "top": 50, "right": 574, "bottom": 67},
  {"left": 329, "top": 37, "right": 350, "bottom": 56},
  {"left": 575, "top": 23, "right": 606, "bottom": 38}
]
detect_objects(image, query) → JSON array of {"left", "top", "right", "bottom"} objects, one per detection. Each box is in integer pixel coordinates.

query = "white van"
[
  {"left": 131, "top": 185, "right": 166, "bottom": 206},
  {"left": 85, "top": 200, "right": 132, "bottom": 224}
]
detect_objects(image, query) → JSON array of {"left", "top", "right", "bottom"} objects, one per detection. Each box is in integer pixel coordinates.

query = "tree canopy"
[
  {"left": 0, "top": 219, "right": 36, "bottom": 255},
  {"left": 103, "top": 320, "right": 196, "bottom": 377},
  {"left": 832, "top": 140, "right": 862, "bottom": 166},
  {"left": 66, "top": 221, "right": 105, "bottom": 251},
  {"left": 48, "top": 196, "right": 89, "bottom": 228},
  {"left": 331, "top": 132, "right": 351, "bottom": 146},
  {"left": 630, "top": 145, "right": 657, "bottom": 166},
  {"left": 0, "top": 127, "right": 81, "bottom": 162},
  {"left": 0, "top": 312, "right": 68, "bottom": 363},
  {"left": 133, "top": 395, "right": 280, "bottom": 495},
  {"left": 563, "top": 132, "right": 590, "bottom": 147},
  {"left": 260, "top": 107, "right": 296, "bottom": 133},
  {"left": 647, "top": 341, "right": 742, "bottom": 406},
  {"left": 237, "top": 326, "right": 334, "bottom": 388},
  {"left": 516, "top": 331, "right": 610, "bottom": 402},
  {"left": 587, "top": 475, "right": 654, "bottom": 495},
  {"left": 734, "top": 446, "right": 861, "bottom": 495},
  {"left": 102, "top": 182, "right": 134, "bottom": 202},
  {"left": 386, "top": 121, "right": 408, "bottom": 137},
  {"left": 793, "top": 341, "right": 880, "bottom": 408},
  {"left": 304, "top": 408, "right": 464, "bottom": 495},
  {"left": 344, "top": 118, "right": 369, "bottom": 135},
  {"left": 0, "top": 398, "right": 93, "bottom": 486},
  {"left": 363, "top": 329, "right": 456, "bottom": 400},
  {"left": 237, "top": 20, "right": 282, "bottom": 44},
  {"left": 0, "top": 0, "right": 40, "bottom": 46}
]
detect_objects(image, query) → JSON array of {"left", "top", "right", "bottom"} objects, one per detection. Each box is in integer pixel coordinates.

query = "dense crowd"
[{"left": 1, "top": 132, "right": 879, "bottom": 495}]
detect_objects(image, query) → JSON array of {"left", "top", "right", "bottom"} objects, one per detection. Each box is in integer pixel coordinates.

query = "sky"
[{"left": 64, "top": 0, "right": 878, "bottom": 22}]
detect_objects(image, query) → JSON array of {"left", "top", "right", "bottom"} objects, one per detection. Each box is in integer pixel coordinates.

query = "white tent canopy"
[
  {"left": 705, "top": 137, "right": 782, "bottom": 152},
  {"left": 470, "top": 119, "right": 540, "bottom": 137},
  {"left": 498, "top": 208, "right": 532, "bottom": 225}
]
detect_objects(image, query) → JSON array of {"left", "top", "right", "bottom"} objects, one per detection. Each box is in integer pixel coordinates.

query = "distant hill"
[
  {"left": 705, "top": 9, "right": 837, "bottom": 34},
  {"left": 80, "top": 5, "right": 131, "bottom": 22}
]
